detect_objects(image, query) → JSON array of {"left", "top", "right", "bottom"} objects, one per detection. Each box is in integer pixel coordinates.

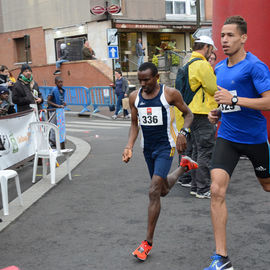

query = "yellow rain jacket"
[
  {"left": 175, "top": 51, "right": 218, "bottom": 129},
  {"left": 188, "top": 51, "right": 218, "bottom": 114}
]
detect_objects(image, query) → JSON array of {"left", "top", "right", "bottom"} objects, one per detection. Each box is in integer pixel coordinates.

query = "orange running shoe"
[
  {"left": 132, "top": 240, "right": 152, "bottom": 261},
  {"left": 180, "top": 155, "right": 198, "bottom": 172}
]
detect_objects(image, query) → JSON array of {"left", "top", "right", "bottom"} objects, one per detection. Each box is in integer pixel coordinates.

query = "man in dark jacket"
[
  {"left": 82, "top": 41, "right": 96, "bottom": 60},
  {"left": 0, "top": 85, "right": 15, "bottom": 116},
  {"left": 12, "top": 64, "right": 43, "bottom": 112},
  {"left": 0, "top": 65, "right": 14, "bottom": 103},
  {"left": 111, "top": 70, "right": 130, "bottom": 119}
]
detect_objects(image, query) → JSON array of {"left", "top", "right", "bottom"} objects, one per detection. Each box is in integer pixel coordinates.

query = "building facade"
[{"left": 0, "top": 0, "right": 212, "bottom": 72}]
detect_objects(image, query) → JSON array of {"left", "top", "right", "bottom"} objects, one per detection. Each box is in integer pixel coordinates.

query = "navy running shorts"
[
  {"left": 143, "top": 147, "right": 175, "bottom": 179},
  {"left": 212, "top": 137, "right": 270, "bottom": 178}
]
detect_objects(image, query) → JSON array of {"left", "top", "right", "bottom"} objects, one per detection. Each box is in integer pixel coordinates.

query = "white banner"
[{"left": 0, "top": 110, "right": 37, "bottom": 170}]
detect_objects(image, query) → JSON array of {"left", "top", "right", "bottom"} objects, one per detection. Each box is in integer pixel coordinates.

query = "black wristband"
[{"left": 179, "top": 128, "right": 190, "bottom": 138}]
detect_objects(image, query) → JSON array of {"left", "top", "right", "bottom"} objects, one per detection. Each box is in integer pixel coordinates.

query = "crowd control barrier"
[
  {"left": 39, "top": 86, "right": 117, "bottom": 114},
  {"left": 39, "top": 86, "right": 91, "bottom": 114},
  {"left": 39, "top": 86, "right": 52, "bottom": 104},
  {"left": 89, "top": 86, "right": 116, "bottom": 113},
  {"left": 65, "top": 86, "right": 90, "bottom": 113}
]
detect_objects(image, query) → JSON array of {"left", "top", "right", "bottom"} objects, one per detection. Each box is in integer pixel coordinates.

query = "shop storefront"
[{"left": 115, "top": 23, "right": 197, "bottom": 72}]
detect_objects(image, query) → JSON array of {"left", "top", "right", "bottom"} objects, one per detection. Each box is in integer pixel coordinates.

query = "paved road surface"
[{"left": 0, "top": 115, "right": 269, "bottom": 270}]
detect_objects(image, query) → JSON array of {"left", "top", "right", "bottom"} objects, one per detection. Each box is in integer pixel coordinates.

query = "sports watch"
[
  {"left": 231, "top": 95, "right": 238, "bottom": 106},
  {"left": 179, "top": 128, "right": 190, "bottom": 138}
]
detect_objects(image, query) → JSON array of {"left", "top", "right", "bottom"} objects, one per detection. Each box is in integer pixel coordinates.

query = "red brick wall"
[
  {"left": 12, "top": 60, "right": 113, "bottom": 88},
  {"left": 0, "top": 27, "right": 47, "bottom": 69}
]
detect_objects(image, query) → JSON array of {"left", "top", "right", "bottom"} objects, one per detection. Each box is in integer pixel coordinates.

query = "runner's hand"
[
  {"left": 176, "top": 134, "right": 187, "bottom": 154},
  {"left": 122, "top": 148, "right": 132, "bottom": 163},
  {"left": 215, "top": 86, "right": 233, "bottom": 104},
  {"left": 208, "top": 109, "right": 221, "bottom": 124}
]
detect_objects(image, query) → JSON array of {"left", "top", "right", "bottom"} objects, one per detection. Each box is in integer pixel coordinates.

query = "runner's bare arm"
[
  {"left": 165, "top": 86, "right": 193, "bottom": 128},
  {"left": 216, "top": 86, "right": 270, "bottom": 110},
  {"left": 122, "top": 91, "right": 139, "bottom": 163},
  {"left": 165, "top": 87, "right": 194, "bottom": 153}
]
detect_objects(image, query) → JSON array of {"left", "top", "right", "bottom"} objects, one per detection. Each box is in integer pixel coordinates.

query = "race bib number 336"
[{"left": 138, "top": 107, "right": 163, "bottom": 126}]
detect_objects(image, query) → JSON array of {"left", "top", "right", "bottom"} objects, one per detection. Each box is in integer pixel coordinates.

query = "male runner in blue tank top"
[
  {"left": 205, "top": 16, "right": 270, "bottom": 270},
  {"left": 122, "top": 62, "right": 198, "bottom": 261}
]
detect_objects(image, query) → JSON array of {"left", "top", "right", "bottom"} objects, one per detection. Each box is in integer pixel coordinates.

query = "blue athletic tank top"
[{"left": 134, "top": 84, "right": 177, "bottom": 150}]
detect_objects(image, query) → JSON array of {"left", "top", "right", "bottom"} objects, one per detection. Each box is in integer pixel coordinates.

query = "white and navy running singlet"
[{"left": 134, "top": 84, "right": 178, "bottom": 150}]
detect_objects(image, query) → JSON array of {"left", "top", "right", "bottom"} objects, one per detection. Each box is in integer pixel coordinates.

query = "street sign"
[
  {"left": 107, "top": 28, "right": 118, "bottom": 46},
  {"left": 90, "top": 5, "right": 106, "bottom": 15},
  {"left": 108, "top": 46, "right": 119, "bottom": 59},
  {"left": 107, "top": 5, "right": 121, "bottom": 14}
]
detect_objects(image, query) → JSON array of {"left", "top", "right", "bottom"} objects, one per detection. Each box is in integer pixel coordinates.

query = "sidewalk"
[
  {"left": 0, "top": 135, "right": 91, "bottom": 231},
  {"left": 0, "top": 106, "right": 125, "bottom": 224}
]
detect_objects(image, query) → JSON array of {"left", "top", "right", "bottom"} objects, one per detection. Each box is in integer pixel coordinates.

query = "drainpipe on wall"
[{"left": 196, "top": 0, "right": 201, "bottom": 29}]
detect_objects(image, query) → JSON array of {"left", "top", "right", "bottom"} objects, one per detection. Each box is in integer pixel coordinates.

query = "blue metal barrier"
[
  {"left": 39, "top": 86, "right": 53, "bottom": 106},
  {"left": 65, "top": 86, "right": 90, "bottom": 113},
  {"left": 89, "top": 86, "right": 116, "bottom": 113},
  {"left": 40, "top": 86, "right": 91, "bottom": 114},
  {"left": 39, "top": 86, "right": 117, "bottom": 114}
]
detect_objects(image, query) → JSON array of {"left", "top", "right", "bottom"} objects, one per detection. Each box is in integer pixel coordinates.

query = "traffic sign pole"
[
  {"left": 106, "top": 29, "right": 119, "bottom": 85},
  {"left": 112, "top": 59, "right": 115, "bottom": 85}
]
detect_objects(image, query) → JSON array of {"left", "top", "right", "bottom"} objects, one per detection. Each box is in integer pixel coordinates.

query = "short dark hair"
[
  {"left": 55, "top": 76, "right": 63, "bottom": 83},
  {"left": 224, "top": 15, "right": 247, "bottom": 34},
  {"left": 192, "top": 42, "right": 210, "bottom": 51},
  {"left": 115, "top": 69, "right": 122, "bottom": 76},
  {"left": 138, "top": 62, "right": 158, "bottom": 77},
  {"left": 0, "top": 65, "right": 8, "bottom": 72}
]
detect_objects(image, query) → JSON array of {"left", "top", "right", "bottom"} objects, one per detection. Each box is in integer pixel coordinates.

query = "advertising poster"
[{"left": 0, "top": 111, "right": 37, "bottom": 170}]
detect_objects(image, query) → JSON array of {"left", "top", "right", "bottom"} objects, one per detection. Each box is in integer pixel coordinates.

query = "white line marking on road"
[
  {"left": 67, "top": 121, "right": 130, "bottom": 127},
  {"left": 66, "top": 127, "right": 117, "bottom": 132}
]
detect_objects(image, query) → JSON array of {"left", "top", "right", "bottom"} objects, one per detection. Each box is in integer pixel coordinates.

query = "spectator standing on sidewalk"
[
  {"left": 0, "top": 65, "right": 14, "bottom": 103},
  {"left": 0, "top": 86, "right": 15, "bottom": 116},
  {"left": 136, "top": 38, "right": 145, "bottom": 68},
  {"left": 12, "top": 64, "right": 43, "bottom": 112},
  {"left": 8, "top": 70, "right": 16, "bottom": 84},
  {"left": 0, "top": 65, "right": 13, "bottom": 89},
  {"left": 183, "top": 36, "right": 218, "bottom": 199},
  {"left": 208, "top": 51, "right": 217, "bottom": 69},
  {"left": 111, "top": 70, "right": 130, "bottom": 119},
  {"left": 47, "top": 76, "right": 66, "bottom": 149},
  {"left": 54, "top": 43, "right": 69, "bottom": 75}
]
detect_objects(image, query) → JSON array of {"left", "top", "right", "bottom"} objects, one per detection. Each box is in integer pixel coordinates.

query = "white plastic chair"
[
  {"left": 0, "top": 170, "right": 23, "bottom": 215},
  {"left": 29, "top": 122, "right": 73, "bottom": 185}
]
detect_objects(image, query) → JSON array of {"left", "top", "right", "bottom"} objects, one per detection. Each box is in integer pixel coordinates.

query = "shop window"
[
  {"left": 110, "top": 0, "right": 121, "bottom": 5},
  {"left": 55, "top": 35, "right": 87, "bottom": 61},
  {"left": 118, "top": 32, "right": 139, "bottom": 72},
  {"left": 14, "top": 37, "right": 32, "bottom": 63}
]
